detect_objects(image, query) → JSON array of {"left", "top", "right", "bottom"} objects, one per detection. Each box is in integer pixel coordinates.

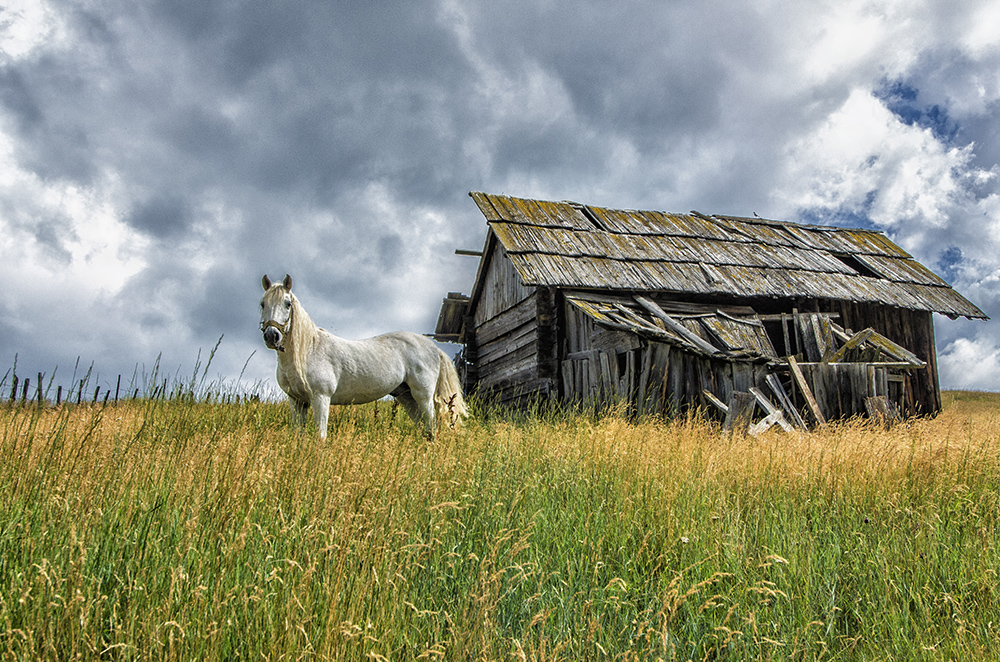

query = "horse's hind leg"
[{"left": 392, "top": 384, "right": 435, "bottom": 438}]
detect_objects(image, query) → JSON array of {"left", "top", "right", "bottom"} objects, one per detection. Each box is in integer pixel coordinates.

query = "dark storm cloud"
[
  {"left": 126, "top": 195, "right": 192, "bottom": 238},
  {"left": 0, "top": 65, "right": 44, "bottom": 131},
  {"left": 2, "top": 0, "right": 999, "bottom": 393}
]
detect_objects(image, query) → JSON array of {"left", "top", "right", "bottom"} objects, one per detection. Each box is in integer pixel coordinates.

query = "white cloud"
[
  {"left": 0, "top": 135, "right": 148, "bottom": 293},
  {"left": 938, "top": 335, "right": 1000, "bottom": 391},
  {"left": 774, "top": 89, "right": 998, "bottom": 256},
  {"left": 0, "top": 0, "right": 65, "bottom": 59},
  {"left": 962, "top": 1, "right": 1000, "bottom": 56}
]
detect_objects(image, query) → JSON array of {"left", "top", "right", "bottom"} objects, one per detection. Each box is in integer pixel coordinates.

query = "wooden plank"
[
  {"left": 669, "top": 350, "right": 684, "bottom": 414},
  {"left": 787, "top": 356, "right": 826, "bottom": 425},
  {"left": 825, "top": 328, "right": 874, "bottom": 363},
  {"left": 635, "top": 345, "right": 653, "bottom": 415},
  {"left": 749, "top": 410, "right": 786, "bottom": 437},
  {"left": 566, "top": 349, "right": 599, "bottom": 362},
  {"left": 634, "top": 295, "right": 721, "bottom": 355},
  {"left": 781, "top": 312, "right": 792, "bottom": 357},
  {"left": 749, "top": 387, "right": 793, "bottom": 432},
  {"left": 795, "top": 311, "right": 819, "bottom": 361},
  {"left": 599, "top": 351, "right": 614, "bottom": 401},
  {"left": 765, "top": 374, "right": 807, "bottom": 430},
  {"left": 561, "top": 360, "right": 574, "bottom": 401},
  {"left": 656, "top": 344, "right": 672, "bottom": 415},
  {"left": 811, "top": 314, "right": 830, "bottom": 359},
  {"left": 818, "top": 315, "right": 837, "bottom": 360},
  {"left": 703, "top": 389, "right": 729, "bottom": 414},
  {"left": 624, "top": 349, "right": 636, "bottom": 402},
  {"left": 475, "top": 291, "right": 536, "bottom": 344},
  {"left": 864, "top": 332, "right": 926, "bottom": 366},
  {"left": 793, "top": 362, "right": 924, "bottom": 370},
  {"left": 591, "top": 327, "right": 642, "bottom": 354},
  {"left": 475, "top": 323, "right": 535, "bottom": 365},
  {"left": 758, "top": 312, "right": 841, "bottom": 322},
  {"left": 865, "top": 395, "right": 900, "bottom": 427}
]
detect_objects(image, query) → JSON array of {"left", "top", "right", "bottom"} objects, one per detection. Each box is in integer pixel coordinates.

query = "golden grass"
[{"left": 1, "top": 392, "right": 1000, "bottom": 660}]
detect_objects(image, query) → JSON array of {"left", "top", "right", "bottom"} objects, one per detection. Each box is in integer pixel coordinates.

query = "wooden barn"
[{"left": 434, "top": 192, "right": 987, "bottom": 427}]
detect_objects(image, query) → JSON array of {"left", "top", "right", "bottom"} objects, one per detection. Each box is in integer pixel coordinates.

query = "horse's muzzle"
[{"left": 262, "top": 326, "right": 285, "bottom": 352}]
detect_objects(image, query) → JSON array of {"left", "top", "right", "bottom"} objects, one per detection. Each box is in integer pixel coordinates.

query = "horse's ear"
[
  {"left": 262, "top": 274, "right": 272, "bottom": 291},
  {"left": 282, "top": 274, "right": 292, "bottom": 291}
]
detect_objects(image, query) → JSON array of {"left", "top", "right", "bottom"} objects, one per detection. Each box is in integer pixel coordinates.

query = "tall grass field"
[{"left": 2, "top": 387, "right": 999, "bottom": 660}]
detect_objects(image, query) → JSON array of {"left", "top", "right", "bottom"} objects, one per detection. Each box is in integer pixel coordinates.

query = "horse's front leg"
[
  {"left": 290, "top": 398, "right": 310, "bottom": 430},
  {"left": 312, "top": 393, "right": 331, "bottom": 440}
]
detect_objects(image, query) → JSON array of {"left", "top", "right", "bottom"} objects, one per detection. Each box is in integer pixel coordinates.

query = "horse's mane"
[{"left": 288, "top": 292, "right": 318, "bottom": 397}]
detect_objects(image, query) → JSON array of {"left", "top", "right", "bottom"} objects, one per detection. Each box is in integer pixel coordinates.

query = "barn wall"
[{"left": 833, "top": 302, "right": 940, "bottom": 415}]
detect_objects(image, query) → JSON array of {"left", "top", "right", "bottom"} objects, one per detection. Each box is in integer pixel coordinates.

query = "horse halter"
[{"left": 260, "top": 317, "right": 289, "bottom": 352}]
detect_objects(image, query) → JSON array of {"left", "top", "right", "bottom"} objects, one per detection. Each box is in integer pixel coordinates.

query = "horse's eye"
[{"left": 285, "top": 300, "right": 291, "bottom": 308}]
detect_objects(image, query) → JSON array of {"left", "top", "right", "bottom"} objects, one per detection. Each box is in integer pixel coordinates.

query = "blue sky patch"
[
  {"left": 797, "top": 191, "right": 879, "bottom": 231},
  {"left": 875, "top": 79, "right": 959, "bottom": 143},
  {"left": 936, "top": 245, "right": 964, "bottom": 284}
]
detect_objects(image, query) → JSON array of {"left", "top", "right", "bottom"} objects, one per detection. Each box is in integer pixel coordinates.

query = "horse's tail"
[{"left": 434, "top": 349, "right": 469, "bottom": 428}]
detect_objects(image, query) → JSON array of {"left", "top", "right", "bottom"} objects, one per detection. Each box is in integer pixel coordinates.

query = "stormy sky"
[{"left": 2, "top": 0, "right": 999, "bottom": 396}]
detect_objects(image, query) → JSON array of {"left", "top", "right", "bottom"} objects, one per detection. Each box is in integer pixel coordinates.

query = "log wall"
[{"left": 470, "top": 245, "right": 558, "bottom": 406}]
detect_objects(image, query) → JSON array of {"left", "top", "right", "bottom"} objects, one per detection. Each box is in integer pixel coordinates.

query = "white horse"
[{"left": 260, "top": 274, "right": 468, "bottom": 439}]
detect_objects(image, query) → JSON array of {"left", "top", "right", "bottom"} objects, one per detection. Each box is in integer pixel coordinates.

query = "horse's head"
[{"left": 260, "top": 274, "right": 294, "bottom": 352}]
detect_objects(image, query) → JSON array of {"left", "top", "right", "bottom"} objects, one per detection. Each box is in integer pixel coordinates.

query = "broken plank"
[
  {"left": 703, "top": 389, "right": 729, "bottom": 415},
  {"left": 750, "top": 410, "right": 786, "bottom": 437},
  {"left": 765, "top": 373, "right": 807, "bottom": 430},
  {"left": 749, "top": 387, "right": 793, "bottom": 432},
  {"left": 634, "top": 295, "right": 721, "bottom": 355},
  {"left": 864, "top": 332, "right": 926, "bottom": 366},
  {"left": 825, "top": 328, "right": 875, "bottom": 363},
  {"left": 787, "top": 355, "right": 826, "bottom": 426}
]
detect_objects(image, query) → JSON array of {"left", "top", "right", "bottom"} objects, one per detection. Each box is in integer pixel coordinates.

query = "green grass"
[{"left": 2, "top": 392, "right": 1000, "bottom": 660}]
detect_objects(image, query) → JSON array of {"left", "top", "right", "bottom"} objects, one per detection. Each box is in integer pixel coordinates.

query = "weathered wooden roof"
[{"left": 470, "top": 192, "right": 987, "bottom": 319}]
